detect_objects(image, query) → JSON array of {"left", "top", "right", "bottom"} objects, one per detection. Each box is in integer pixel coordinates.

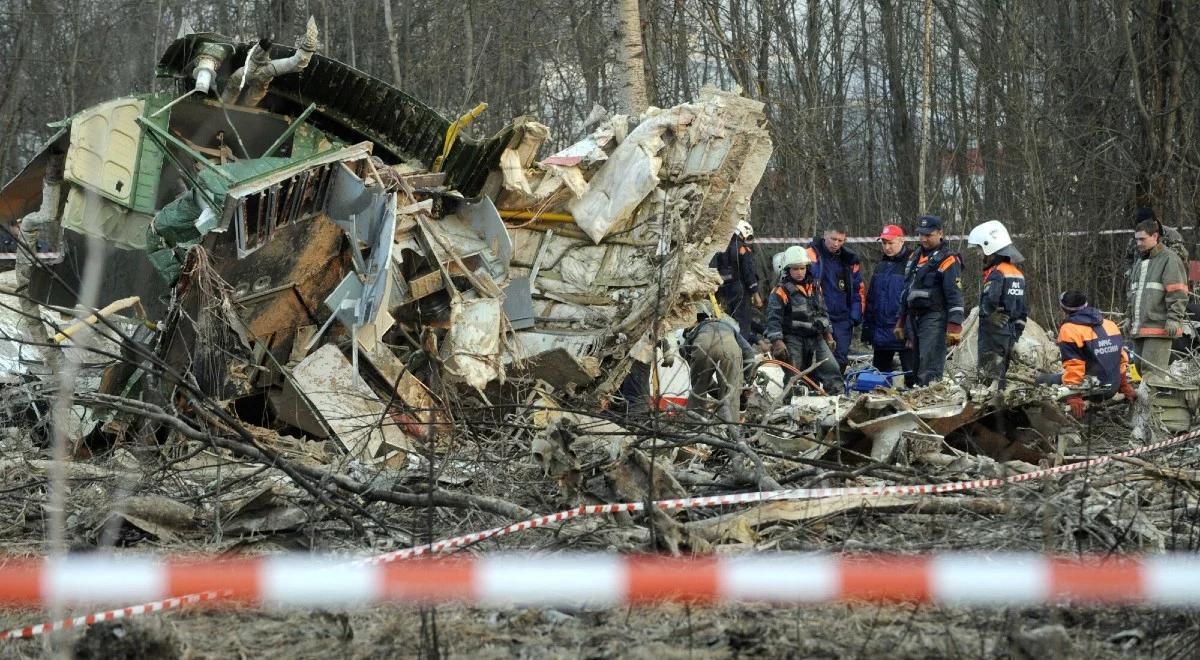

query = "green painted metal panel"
[{"left": 130, "top": 92, "right": 175, "bottom": 213}]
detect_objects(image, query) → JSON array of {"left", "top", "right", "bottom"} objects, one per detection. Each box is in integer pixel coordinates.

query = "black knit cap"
[{"left": 1059, "top": 290, "right": 1088, "bottom": 311}]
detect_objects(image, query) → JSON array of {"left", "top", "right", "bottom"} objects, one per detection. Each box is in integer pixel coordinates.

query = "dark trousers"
[
  {"left": 908, "top": 312, "right": 947, "bottom": 386},
  {"left": 872, "top": 348, "right": 914, "bottom": 376},
  {"left": 783, "top": 335, "right": 843, "bottom": 394},
  {"left": 829, "top": 319, "right": 853, "bottom": 371},
  {"left": 977, "top": 327, "right": 1013, "bottom": 385}
]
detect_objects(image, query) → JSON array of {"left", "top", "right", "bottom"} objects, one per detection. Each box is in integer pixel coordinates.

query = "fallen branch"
[
  {"left": 78, "top": 392, "right": 534, "bottom": 521},
  {"left": 686, "top": 495, "right": 1014, "bottom": 543},
  {"left": 0, "top": 459, "right": 140, "bottom": 482}
]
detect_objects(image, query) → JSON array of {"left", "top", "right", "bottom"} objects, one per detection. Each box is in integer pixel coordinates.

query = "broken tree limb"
[
  {"left": 679, "top": 409, "right": 780, "bottom": 491},
  {"left": 0, "top": 459, "right": 140, "bottom": 482},
  {"left": 1114, "top": 455, "right": 1200, "bottom": 486},
  {"left": 78, "top": 392, "right": 389, "bottom": 536},
  {"left": 79, "top": 392, "right": 534, "bottom": 521},
  {"left": 686, "top": 495, "right": 1014, "bottom": 544}
]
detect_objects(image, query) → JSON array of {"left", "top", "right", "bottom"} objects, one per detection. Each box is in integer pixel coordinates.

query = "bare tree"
[
  {"left": 618, "top": 0, "right": 650, "bottom": 114},
  {"left": 382, "top": 0, "right": 403, "bottom": 86}
]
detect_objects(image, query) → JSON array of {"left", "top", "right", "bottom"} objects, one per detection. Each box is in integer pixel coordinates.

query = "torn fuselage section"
[{"left": 0, "top": 24, "right": 783, "bottom": 467}]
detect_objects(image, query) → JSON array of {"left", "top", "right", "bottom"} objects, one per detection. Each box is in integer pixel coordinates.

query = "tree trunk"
[
  {"left": 382, "top": 0, "right": 403, "bottom": 86},
  {"left": 918, "top": 0, "right": 933, "bottom": 213},
  {"left": 618, "top": 0, "right": 649, "bottom": 115},
  {"left": 878, "top": 0, "right": 919, "bottom": 218}
]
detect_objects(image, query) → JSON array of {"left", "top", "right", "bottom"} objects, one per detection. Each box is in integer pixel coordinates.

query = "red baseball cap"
[{"left": 878, "top": 224, "right": 904, "bottom": 240}]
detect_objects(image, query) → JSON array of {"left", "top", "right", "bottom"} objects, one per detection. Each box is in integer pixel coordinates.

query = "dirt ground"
[
  {"left": 3, "top": 447, "right": 1200, "bottom": 660},
  {"left": 2, "top": 600, "right": 1199, "bottom": 658}
]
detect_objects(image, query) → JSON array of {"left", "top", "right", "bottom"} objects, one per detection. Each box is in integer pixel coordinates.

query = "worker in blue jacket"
[
  {"left": 863, "top": 224, "right": 914, "bottom": 377},
  {"left": 806, "top": 225, "right": 865, "bottom": 372}
]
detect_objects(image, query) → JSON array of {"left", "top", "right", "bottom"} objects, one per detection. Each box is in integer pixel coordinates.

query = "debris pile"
[
  {"left": 1, "top": 24, "right": 1199, "bottom": 653},
  {"left": 1, "top": 25, "right": 776, "bottom": 466}
]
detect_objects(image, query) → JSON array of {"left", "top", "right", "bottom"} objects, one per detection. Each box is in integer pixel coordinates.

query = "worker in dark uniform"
[
  {"left": 895, "top": 215, "right": 965, "bottom": 386},
  {"left": 967, "top": 220, "right": 1028, "bottom": 387},
  {"left": 863, "top": 224, "right": 914, "bottom": 376},
  {"left": 710, "top": 221, "right": 760, "bottom": 340},
  {"left": 765, "top": 246, "right": 843, "bottom": 394},
  {"left": 806, "top": 225, "right": 865, "bottom": 371},
  {"left": 1036, "top": 291, "right": 1136, "bottom": 419},
  {"left": 680, "top": 313, "right": 756, "bottom": 422}
]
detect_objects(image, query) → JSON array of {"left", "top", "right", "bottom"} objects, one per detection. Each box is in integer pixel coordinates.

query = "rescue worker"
[
  {"left": 1124, "top": 206, "right": 1189, "bottom": 276},
  {"left": 966, "top": 220, "right": 1028, "bottom": 386},
  {"left": 806, "top": 225, "right": 865, "bottom": 372},
  {"left": 710, "top": 220, "right": 760, "bottom": 340},
  {"left": 1173, "top": 302, "right": 1200, "bottom": 355},
  {"left": 765, "top": 246, "right": 843, "bottom": 394},
  {"left": 680, "top": 312, "right": 756, "bottom": 422},
  {"left": 1127, "top": 218, "right": 1190, "bottom": 381},
  {"left": 1036, "top": 291, "right": 1137, "bottom": 419},
  {"left": 895, "top": 215, "right": 965, "bottom": 386},
  {"left": 862, "top": 224, "right": 914, "bottom": 376}
]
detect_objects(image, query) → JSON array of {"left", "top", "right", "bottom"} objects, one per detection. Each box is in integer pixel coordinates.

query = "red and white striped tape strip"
[
  {"left": 4, "top": 428, "right": 1197, "bottom": 640},
  {"left": 0, "top": 591, "right": 223, "bottom": 639},
  {"left": 755, "top": 226, "right": 1160, "bottom": 245},
  {"left": 3, "top": 554, "right": 1200, "bottom": 611},
  {"left": 364, "top": 428, "right": 1200, "bottom": 564}
]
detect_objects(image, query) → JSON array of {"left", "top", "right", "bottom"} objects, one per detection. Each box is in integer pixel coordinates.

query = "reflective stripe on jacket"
[
  {"left": 899, "top": 240, "right": 965, "bottom": 324},
  {"left": 1057, "top": 307, "right": 1127, "bottom": 393},
  {"left": 765, "top": 275, "right": 830, "bottom": 340},
  {"left": 1128, "top": 243, "right": 1189, "bottom": 338},
  {"left": 980, "top": 260, "right": 1028, "bottom": 337}
]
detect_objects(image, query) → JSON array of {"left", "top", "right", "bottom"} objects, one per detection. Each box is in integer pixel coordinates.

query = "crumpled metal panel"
[{"left": 157, "top": 34, "right": 513, "bottom": 196}]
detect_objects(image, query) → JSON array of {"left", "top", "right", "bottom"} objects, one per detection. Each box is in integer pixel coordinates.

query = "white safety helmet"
[
  {"left": 968, "top": 220, "right": 1025, "bottom": 263},
  {"left": 773, "top": 245, "right": 811, "bottom": 273},
  {"left": 736, "top": 220, "right": 755, "bottom": 240},
  {"left": 967, "top": 220, "right": 1013, "bottom": 255}
]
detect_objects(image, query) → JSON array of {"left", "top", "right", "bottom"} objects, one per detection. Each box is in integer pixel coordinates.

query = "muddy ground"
[
  {"left": 2, "top": 420, "right": 1199, "bottom": 659},
  {"left": 2, "top": 600, "right": 1198, "bottom": 659}
]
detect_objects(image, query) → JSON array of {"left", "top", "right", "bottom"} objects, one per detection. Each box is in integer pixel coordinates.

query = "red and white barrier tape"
[
  {"left": 3, "top": 428, "right": 1197, "bottom": 640},
  {"left": 0, "top": 591, "right": 223, "bottom": 639},
  {"left": 755, "top": 226, "right": 1155, "bottom": 245},
  {"left": 3, "top": 554, "right": 1200, "bottom": 612},
  {"left": 365, "top": 428, "right": 1200, "bottom": 564}
]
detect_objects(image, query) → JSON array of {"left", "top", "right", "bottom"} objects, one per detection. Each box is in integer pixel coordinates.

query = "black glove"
[
  {"left": 770, "top": 339, "right": 788, "bottom": 360},
  {"left": 1034, "top": 372, "right": 1060, "bottom": 386}
]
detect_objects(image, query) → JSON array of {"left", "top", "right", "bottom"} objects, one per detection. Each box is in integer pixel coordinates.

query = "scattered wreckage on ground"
[{"left": 1, "top": 22, "right": 1197, "bottom": 502}]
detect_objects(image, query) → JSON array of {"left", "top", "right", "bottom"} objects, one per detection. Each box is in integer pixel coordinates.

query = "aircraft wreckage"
[{"left": 1, "top": 23, "right": 1194, "bottom": 474}]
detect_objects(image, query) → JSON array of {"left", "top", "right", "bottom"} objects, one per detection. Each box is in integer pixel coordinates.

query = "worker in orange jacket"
[{"left": 1036, "top": 291, "right": 1137, "bottom": 419}]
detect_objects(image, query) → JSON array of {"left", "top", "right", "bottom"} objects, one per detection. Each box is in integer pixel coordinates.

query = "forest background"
[{"left": 1, "top": 0, "right": 1197, "bottom": 323}]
